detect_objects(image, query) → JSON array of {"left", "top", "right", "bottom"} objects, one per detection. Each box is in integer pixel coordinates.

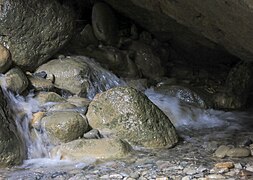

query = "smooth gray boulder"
[
  {"left": 86, "top": 87, "right": 178, "bottom": 148},
  {"left": 0, "top": 89, "right": 25, "bottom": 167},
  {"left": 0, "top": 0, "right": 75, "bottom": 70}
]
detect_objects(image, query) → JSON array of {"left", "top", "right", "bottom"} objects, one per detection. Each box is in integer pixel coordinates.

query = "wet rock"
[
  {"left": 86, "top": 86, "right": 178, "bottom": 148},
  {"left": 35, "top": 92, "right": 66, "bottom": 105},
  {"left": 0, "top": 44, "right": 12, "bottom": 73},
  {"left": 50, "top": 138, "right": 132, "bottom": 160},
  {"left": 214, "top": 162, "right": 234, "bottom": 169},
  {"left": 129, "top": 41, "right": 165, "bottom": 80},
  {"left": 36, "top": 56, "right": 123, "bottom": 98},
  {"left": 214, "top": 145, "right": 231, "bottom": 158},
  {"left": 105, "top": 0, "right": 253, "bottom": 62},
  {"left": 31, "top": 111, "right": 46, "bottom": 129},
  {"left": 82, "top": 45, "right": 140, "bottom": 78},
  {"left": 250, "top": 144, "right": 253, "bottom": 156},
  {"left": 239, "top": 169, "right": 253, "bottom": 178},
  {"left": 83, "top": 129, "right": 102, "bottom": 139},
  {"left": 63, "top": 24, "right": 98, "bottom": 55},
  {"left": 125, "top": 78, "right": 148, "bottom": 92},
  {"left": 0, "top": 88, "right": 25, "bottom": 167},
  {"left": 226, "top": 147, "right": 251, "bottom": 157},
  {"left": 4, "top": 67, "right": 28, "bottom": 94},
  {"left": 41, "top": 111, "right": 89, "bottom": 144},
  {"left": 92, "top": 2, "right": 118, "bottom": 45},
  {"left": 155, "top": 84, "right": 210, "bottom": 109},
  {"left": 206, "top": 174, "right": 225, "bottom": 179},
  {"left": 27, "top": 74, "right": 54, "bottom": 91},
  {"left": 48, "top": 102, "right": 77, "bottom": 112},
  {"left": 67, "top": 96, "right": 90, "bottom": 108},
  {"left": 0, "top": 0, "right": 75, "bottom": 70},
  {"left": 213, "top": 92, "right": 243, "bottom": 110}
]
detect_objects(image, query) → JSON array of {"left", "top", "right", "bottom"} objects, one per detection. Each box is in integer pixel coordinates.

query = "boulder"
[
  {"left": 0, "top": 44, "right": 12, "bottom": 73},
  {"left": 92, "top": 2, "right": 118, "bottom": 45},
  {"left": 129, "top": 41, "right": 165, "bottom": 80},
  {"left": 0, "top": 0, "right": 75, "bottom": 70},
  {"left": 105, "top": 0, "right": 253, "bottom": 62},
  {"left": 82, "top": 46, "right": 140, "bottom": 78},
  {"left": 35, "top": 92, "right": 66, "bottom": 105},
  {"left": 50, "top": 138, "right": 132, "bottom": 160},
  {"left": 86, "top": 87, "right": 178, "bottom": 148},
  {"left": 41, "top": 111, "right": 90, "bottom": 144},
  {"left": 0, "top": 88, "right": 25, "bottom": 167},
  {"left": 155, "top": 84, "right": 210, "bottom": 109},
  {"left": 35, "top": 56, "right": 124, "bottom": 98},
  {"left": 27, "top": 75, "right": 54, "bottom": 91},
  {"left": 4, "top": 67, "right": 28, "bottom": 94}
]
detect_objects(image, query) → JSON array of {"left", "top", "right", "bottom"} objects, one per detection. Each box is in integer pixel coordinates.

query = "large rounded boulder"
[
  {"left": 0, "top": 0, "right": 75, "bottom": 70},
  {"left": 35, "top": 56, "right": 123, "bottom": 98},
  {"left": 86, "top": 87, "right": 178, "bottom": 148},
  {"left": 0, "top": 89, "right": 25, "bottom": 167}
]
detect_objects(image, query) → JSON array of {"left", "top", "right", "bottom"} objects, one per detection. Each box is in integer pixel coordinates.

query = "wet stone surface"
[{"left": 2, "top": 128, "right": 253, "bottom": 180}]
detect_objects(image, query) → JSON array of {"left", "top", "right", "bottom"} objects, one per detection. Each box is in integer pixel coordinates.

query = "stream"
[{"left": 0, "top": 69, "right": 253, "bottom": 179}]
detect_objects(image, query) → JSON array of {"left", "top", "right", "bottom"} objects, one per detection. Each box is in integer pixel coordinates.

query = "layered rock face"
[
  {"left": 105, "top": 0, "right": 253, "bottom": 62},
  {"left": 0, "top": 0, "right": 75, "bottom": 70},
  {"left": 0, "top": 89, "right": 25, "bottom": 167}
]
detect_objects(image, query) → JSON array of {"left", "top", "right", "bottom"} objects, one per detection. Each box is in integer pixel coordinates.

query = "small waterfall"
[
  {"left": 0, "top": 77, "right": 49, "bottom": 159},
  {"left": 79, "top": 56, "right": 126, "bottom": 99},
  {"left": 145, "top": 88, "right": 242, "bottom": 131}
]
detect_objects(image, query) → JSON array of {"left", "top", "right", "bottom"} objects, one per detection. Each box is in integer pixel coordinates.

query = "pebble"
[
  {"left": 183, "top": 166, "right": 198, "bottom": 175},
  {"left": 226, "top": 147, "right": 251, "bottom": 157},
  {"left": 109, "top": 174, "right": 123, "bottom": 179},
  {"left": 206, "top": 174, "right": 226, "bottom": 179},
  {"left": 214, "top": 162, "right": 234, "bottom": 169},
  {"left": 181, "top": 176, "right": 191, "bottom": 180},
  {"left": 214, "top": 145, "right": 231, "bottom": 158}
]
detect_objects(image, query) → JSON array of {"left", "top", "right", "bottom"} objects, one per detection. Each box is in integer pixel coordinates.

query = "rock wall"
[{"left": 105, "top": 0, "right": 253, "bottom": 62}]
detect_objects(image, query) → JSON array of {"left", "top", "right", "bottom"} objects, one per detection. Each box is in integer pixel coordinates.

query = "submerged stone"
[{"left": 86, "top": 86, "right": 178, "bottom": 148}]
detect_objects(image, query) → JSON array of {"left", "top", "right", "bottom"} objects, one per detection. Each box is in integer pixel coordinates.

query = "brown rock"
[
  {"left": 214, "top": 162, "right": 234, "bottom": 169},
  {"left": 0, "top": 44, "right": 12, "bottom": 73}
]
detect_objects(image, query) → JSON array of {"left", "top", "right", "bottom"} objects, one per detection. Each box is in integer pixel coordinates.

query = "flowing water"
[{"left": 0, "top": 71, "right": 253, "bottom": 179}]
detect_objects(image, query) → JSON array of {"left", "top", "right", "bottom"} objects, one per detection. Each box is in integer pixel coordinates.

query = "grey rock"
[
  {"left": 0, "top": 44, "right": 12, "bottom": 73},
  {"left": 86, "top": 86, "right": 178, "bottom": 148},
  {"left": 50, "top": 138, "right": 132, "bottom": 160},
  {"left": 214, "top": 145, "right": 231, "bottom": 158},
  {"left": 0, "top": 88, "right": 25, "bottom": 167},
  {"left": 4, "top": 67, "right": 28, "bottom": 94},
  {"left": 92, "top": 2, "right": 118, "bottom": 45},
  {"left": 41, "top": 111, "right": 89, "bottom": 144},
  {"left": 0, "top": 0, "right": 75, "bottom": 70},
  {"left": 226, "top": 147, "right": 251, "bottom": 157}
]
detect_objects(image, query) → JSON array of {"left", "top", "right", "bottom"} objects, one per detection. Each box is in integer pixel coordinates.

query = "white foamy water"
[
  {"left": 0, "top": 77, "right": 49, "bottom": 159},
  {"left": 145, "top": 88, "right": 244, "bottom": 131},
  {"left": 76, "top": 56, "right": 126, "bottom": 99}
]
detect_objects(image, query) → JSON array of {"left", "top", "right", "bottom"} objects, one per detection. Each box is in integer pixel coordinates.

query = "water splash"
[
  {"left": 78, "top": 56, "right": 126, "bottom": 99},
  {"left": 0, "top": 76, "right": 48, "bottom": 159},
  {"left": 145, "top": 88, "right": 243, "bottom": 131}
]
